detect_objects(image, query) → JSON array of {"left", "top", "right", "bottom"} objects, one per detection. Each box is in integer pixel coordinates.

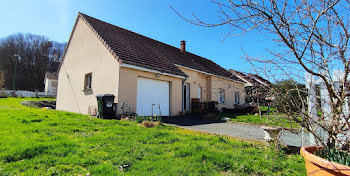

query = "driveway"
[{"left": 163, "top": 117, "right": 311, "bottom": 147}]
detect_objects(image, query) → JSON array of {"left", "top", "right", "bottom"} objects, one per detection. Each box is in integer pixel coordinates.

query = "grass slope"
[
  {"left": 218, "top": 106, "right": 300, "bottom": 129},
  {"left": 0, "top": 98, "right": 305, "bottom": 175}
]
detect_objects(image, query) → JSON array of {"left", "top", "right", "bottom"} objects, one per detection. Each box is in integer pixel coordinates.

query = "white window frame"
[
  {"left": 219, "top": 89, "right": 225, "bottom": 103},
  {"left": 235, "top": 92, "right": 240, "bottom": 104},
  {"left": 84, "top": 73, "right": 92, "bottom": 90},
  {"left": 198, "top": 87, "right": 202, "bottom": 100}
]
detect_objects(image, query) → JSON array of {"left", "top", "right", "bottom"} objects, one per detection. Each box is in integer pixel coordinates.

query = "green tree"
[{"left": 272, "top": 80, "right": 307, "bottom": 113}]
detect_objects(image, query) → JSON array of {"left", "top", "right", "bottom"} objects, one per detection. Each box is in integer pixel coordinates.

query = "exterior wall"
[
  {"left": 44, "top": 78, "right": 58, "bottom": 95},
  {"left": 178, "top": 66, "right": 246, "bottom": 111},
  {"left": 211, "top": 77, "right": 246, "bottom": 110},
  {"left": 178, "top": 67, "right": 209, "bottom": 101},
  {"left": 118, "top": 67, "right": 183, "bottom": 116},
  {"left": 57, "top": 18, "right": 120, "bottom": 114},
  {"left": 178, "top": 67, "right": 210, "bottom": 113},
  {"left": 206, "top": 76, "right": 212, "bottom": 101}
]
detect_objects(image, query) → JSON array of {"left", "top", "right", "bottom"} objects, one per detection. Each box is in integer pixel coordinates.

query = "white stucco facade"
[{"left": 57, "top": 17, "right": 120, "bottom": 114}]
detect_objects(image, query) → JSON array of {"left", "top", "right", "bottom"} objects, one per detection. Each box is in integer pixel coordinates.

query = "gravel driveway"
[{"left": 163, "top": 117, "right": 311, "bottom": 147}]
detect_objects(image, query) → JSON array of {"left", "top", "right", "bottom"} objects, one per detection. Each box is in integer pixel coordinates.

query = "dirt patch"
[{"left": 21, "top": 100, "right": 56, "bottom": 109}]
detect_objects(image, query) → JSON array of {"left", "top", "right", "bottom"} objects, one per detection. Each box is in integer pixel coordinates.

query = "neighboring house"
[
  {"left": 57, "top": 13, "right": 246, "bottom": 116},
  {"left": 44, "top": 72, "right": 58, "bottom": 96},
  {"left": 247, "top": 74, "right": 271, "bottom": 87},
  {"left": 229, "top": 70, "right": 271, "bottom": 103},
  {"left": 229, "top": 70, "right": 270, "bottom": 87}
]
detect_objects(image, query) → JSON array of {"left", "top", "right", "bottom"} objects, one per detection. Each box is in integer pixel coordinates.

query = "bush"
[
  {"left": 135, "top": 116, "right": 162, "bottom": 123},
  {"left": 10, "top": 91, "right": 17, "bottom": 98},
  {"left": 0, "top": 90, "right": 7, "bottom": 98},
  {"left": 135, "top": 116, "right": 151, "bottom": 123},
  {"left": 141, "top": 121, "right": 159, "bottom": 128},
  {"left": 271, "top": 80, "right": 307, "bottom": 112}
]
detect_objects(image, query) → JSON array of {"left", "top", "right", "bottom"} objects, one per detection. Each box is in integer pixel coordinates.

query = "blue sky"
[{"left": 0, "top": 0, "right": 276, "bottom": 74}]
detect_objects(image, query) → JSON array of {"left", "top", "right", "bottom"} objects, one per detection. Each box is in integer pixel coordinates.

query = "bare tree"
[
  {"left": 0, "top": 71, "right": 4, "bottom": 89},
  {"left": 0, "top": 33, "right": 65, "bottom": 91},
  {"left": 173, "top": 0, "right": 350, "bottom": 150}
]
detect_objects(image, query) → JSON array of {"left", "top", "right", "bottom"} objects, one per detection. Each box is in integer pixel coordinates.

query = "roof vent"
[{"left": 180, "top": 40, "right": 186, "bottom": 53}]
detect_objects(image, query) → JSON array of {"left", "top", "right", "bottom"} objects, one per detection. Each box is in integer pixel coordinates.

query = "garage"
[{"left": 136, "top": 77, "right": 170, "bottom": 116}]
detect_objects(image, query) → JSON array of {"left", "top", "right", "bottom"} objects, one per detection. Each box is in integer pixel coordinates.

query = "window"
[
  {"left": 84, "top": 73, "right": 92, "bottom": 90},
  {"left": 235, "top": 92, "right": 240, "bottom": 104},
  {"left": 219, "top": 89, "right": 225, "bottom": 103},
  {"left": 198, "top": 87, "right": 202, "bottom": 100}
]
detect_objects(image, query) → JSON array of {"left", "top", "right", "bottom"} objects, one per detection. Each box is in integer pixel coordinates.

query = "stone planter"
[
  {"left": 261, "top": 126, "right": 282, "bottom": 142},
  {"left": 300, "top": 146, "right": 350, "bottom": 176}
]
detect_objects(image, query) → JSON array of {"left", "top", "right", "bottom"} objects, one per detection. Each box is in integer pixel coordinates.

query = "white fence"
[{"left": 0, "top": 90, "right": 56, "bottom": 97}]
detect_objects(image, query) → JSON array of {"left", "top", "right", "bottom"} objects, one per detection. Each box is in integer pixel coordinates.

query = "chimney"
[{"left": 180, "top": 40, "right": 186, "bottom": 53}]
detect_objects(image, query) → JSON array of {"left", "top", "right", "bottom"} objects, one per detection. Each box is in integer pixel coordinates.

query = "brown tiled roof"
[
  {"left": 229, "top": 69, "right": 266, "bottom": 86},
  {"left": 248, "top": 74, "right": 271, "bottom": 86},
  {"left": 79, "top": 13, "right": 241, "bottom": 81}
]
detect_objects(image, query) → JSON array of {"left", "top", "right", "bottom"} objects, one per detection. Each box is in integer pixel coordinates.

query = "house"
[
  {"left": 229, "top": 70, "right": 270, "bottom": 87},
  {"left": 57, "top": 13, "right": 246, "bottom": 116},
  {"left": 44, "top": 72, "right": 58, "bottom": 96},
  {"left": 229, "top": 69, "right": 271, "bottom": 103}
]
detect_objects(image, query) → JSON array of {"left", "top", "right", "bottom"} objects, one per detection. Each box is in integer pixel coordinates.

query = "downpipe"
[{"left": 182, "top": 76, "right": 188, "bottom": 114}]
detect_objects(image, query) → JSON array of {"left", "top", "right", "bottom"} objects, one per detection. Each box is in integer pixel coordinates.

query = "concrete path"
[{"left": 164, "top": 118, "right": 311, "bottom": 147}]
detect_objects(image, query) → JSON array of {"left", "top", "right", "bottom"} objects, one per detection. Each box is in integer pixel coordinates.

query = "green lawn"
[
  {"left": 0, "top": 98, "right": 306, "bottom": 175},
  {"left": 218, "top": 106, "right": 300, "bottom": 129}
]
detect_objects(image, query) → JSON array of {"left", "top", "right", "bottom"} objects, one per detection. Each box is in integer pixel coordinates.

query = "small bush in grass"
[
  {"left": 135, "top": 116, "right": 150, "bottom": 123},
  {"left": 141, "top": 120, "right": 159, "bottom": 128},
  {"left": 0, "top": 89, "right": 7, "bottom": 98},
  {"left": 135, "top": 116, "right": 163, "bottom": 123}
]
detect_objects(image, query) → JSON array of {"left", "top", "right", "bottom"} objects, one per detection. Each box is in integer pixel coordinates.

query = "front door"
[{"left": 183, "top": 83, "right": 190, "bottom": 112}]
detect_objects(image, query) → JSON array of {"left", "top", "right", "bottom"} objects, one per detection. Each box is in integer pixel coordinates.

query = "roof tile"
[{"left": 80, "top": 13, "right": 240, "bottom": 81}]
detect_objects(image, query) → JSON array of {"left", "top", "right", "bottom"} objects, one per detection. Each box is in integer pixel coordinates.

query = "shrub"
[
  {"left": 135, "top": 116, "right": 150, "bottom": 123},
  {"left": 10, "top": 91, "right": 17, "bottom": 98},
  {"left": 135, "top": 116, "right": 163, "bottom": 124},
  {"left": 271, "top": 80, "right": 307, "bottom": 112},
  {"left": 0, "top": 90, "right": 7, "bottom": 98},
  {"left": 141, "top": 121, "right": 159, "bottom": 128},
  {"left": 156, "top": 116, "right": 163, "bottom": 122}
]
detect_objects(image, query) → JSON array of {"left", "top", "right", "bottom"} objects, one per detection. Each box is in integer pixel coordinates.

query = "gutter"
[
  {"left": 121, "top": 63, "right": 186, "bottom": 79},
  {"left": 174, "top": 64, "right": 245, "bottom": 85}
]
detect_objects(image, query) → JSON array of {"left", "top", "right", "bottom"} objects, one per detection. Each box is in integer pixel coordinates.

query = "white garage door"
[{"left": 137, "top": 78, "right": 170, "bottom": 116}]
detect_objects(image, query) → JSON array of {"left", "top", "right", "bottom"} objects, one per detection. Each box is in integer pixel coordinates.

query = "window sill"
[{"left": 83, "top": 88, "right": 92, "bottom": 92}]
